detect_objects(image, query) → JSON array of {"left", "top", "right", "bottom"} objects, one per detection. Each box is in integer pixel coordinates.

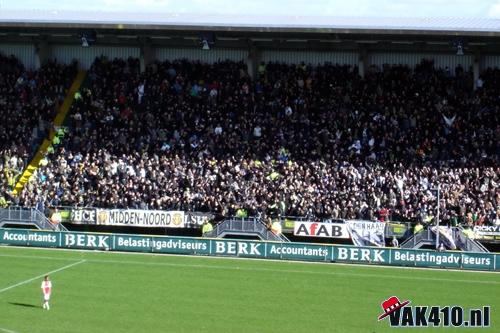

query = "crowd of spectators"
[
  {"left": 7, "top": 55, "right": 499, "bottom": 226},
  {"left": 0, "top": 53, "right": 77, "bottom": 207}
]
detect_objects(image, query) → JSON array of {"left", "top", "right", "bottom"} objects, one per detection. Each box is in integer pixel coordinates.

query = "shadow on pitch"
[{"left": 8, "top": 302, "right": 38, "bottom": 308}]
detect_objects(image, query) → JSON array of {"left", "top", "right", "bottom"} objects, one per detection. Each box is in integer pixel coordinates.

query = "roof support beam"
[
  {"left": 35, "top": 39, "right": 50, "bottom": 69},
  {"left": 473, "top": 50, "right": 481, "bottom": 91},
  {"left": 358, "top": 46, "right": 367, "bottom": 78},
  {"left": 139, "top": 38, "right": 154, "bottom": 72}
]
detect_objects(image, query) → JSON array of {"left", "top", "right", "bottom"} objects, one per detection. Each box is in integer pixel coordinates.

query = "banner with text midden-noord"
[
  {"left": 66, "top": 208, "right": 213, "bottom": 228},
  {"left": 0, "top": 228, "right": 498, "bottom": 271}
]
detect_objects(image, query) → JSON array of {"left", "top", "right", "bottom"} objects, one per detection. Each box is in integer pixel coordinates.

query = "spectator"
[
  {"left": 0, "top": 53, "right": 77, "bottom": 203},
  {"left": 10, "top": 57, "right": 497, "bottom": 229}
]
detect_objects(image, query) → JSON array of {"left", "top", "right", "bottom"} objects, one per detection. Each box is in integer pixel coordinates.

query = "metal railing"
[
  {"left": 0, "top": 206, "right": 67, "bottom": 232},
  {"left": 400, "top": 228, "right": 436, "bottom": 249},
  {"left": 208, "top": 217, "right": 290, "bottom": 242},
  {"left": 400, "top": 227, "right": 489, "bottom": 252},
  {"left": 454, "top": 227, "right": 489, "bottom": 253},
  {"left": 39, "top": 204, "right": 496, "bottom": 233}
]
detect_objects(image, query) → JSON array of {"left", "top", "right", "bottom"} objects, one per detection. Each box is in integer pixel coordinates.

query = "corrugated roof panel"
[
  {"left": 156, "top": 48, "right": 246, "bottom": 63},
  {"left": 261, "top": 50, "right": 358, "bottom": 65},
  {"left": 0, "top": 43, "right": 36, "bottom": 69},
  {"left": 51, "top": 45, "right": 140, "bottom": 69},
  {"left": 369, "top": 52, "right": 473, "bottom": 71},
  {"left": 483, "top": 55, "right": 500, "bottom": 69}
]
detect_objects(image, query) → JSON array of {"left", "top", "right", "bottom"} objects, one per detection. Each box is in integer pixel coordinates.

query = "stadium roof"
[{"left": 1, "top": 10, "right": 500, "bottom": 36}]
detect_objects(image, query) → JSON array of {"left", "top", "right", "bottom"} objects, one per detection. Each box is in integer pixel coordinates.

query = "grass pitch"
[{"left": 0, "top": 246, "right": 498, "bottom": 333}]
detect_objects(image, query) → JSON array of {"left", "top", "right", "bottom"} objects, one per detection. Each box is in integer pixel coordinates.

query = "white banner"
[
  {"left": 294, "top": 222, "right": 349, "bottom": 238},
  {"left": 96, "top": 209, "right": 185, "bottom": 228},
  {"left": 346, "top": 220, "right": 385, "bottom": 247},
  {"left": 473, "top": 226, "right": 500, "bottom": 236},
  {"left": 431, "top": 226, "right": 457, "bottom": 250},
  {"left": 70, "top": 208, "right": 96, "bottom": 224}
]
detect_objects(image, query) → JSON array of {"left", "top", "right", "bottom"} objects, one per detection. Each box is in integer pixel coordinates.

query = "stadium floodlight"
[
  {"left": 217, "top": 37, "right": 239, "bottom": 41},
  {"left": 250, "top": 38, "right": 273, "bottom": 42},
  {"left": 81, "top": 36, "right": 89, "bottom": 47},
  {"left": 453, "top": 39, "right": 466, "bottom": 56},
  {"left": 78, "top": 30, "right": 96, "bottom": 48},
  {"left": 200, "top": 32, "right": 215, "bottom": 50},
  {"left": 427, "top": 41, "right": 449, "bottom": 45},
  {"left": 319, "top": 39, "right": 342, "bottom": 43},
  {"left": 117, "top": 35, "right": 138, "bottom": 39},
  {"left": 201, "top": 39, "right": 210, "bottom": 50}
]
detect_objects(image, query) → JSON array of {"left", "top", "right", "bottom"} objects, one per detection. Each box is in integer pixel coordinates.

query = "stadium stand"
[
  {"left": 0, "top": 54, "right": 77, "bottom": 208},
  {"left": 6, "top": 55, "right": 497, "bottom": 227}
]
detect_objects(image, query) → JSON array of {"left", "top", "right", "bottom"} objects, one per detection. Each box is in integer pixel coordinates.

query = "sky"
[{"left": 1, "top": 0, "right": 500, "bottom": 19}]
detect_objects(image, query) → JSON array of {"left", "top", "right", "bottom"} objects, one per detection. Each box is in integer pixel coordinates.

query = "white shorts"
[{"left": 43, "top": 294, "right": 51, "bottom": 301}]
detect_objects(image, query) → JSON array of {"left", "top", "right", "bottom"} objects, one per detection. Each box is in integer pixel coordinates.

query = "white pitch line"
[
  {"left": 0, "top": 253, "right": 76, "bottom": 262},
  {"left": 0, "top": 327, "right": 19, "bottom": 333},
  {"left": 0, "top": 252, "right": 498, "bottom": 285},
  {"left": 84, "top": 258, "right": 500, "bottom": 285},
  {"left": 0, "top": 259, "right": 86, "bottom": 294}
]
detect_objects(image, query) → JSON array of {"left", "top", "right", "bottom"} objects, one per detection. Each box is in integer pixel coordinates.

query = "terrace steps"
[{"left": 12, "top": 70, "right": 87, "bottom": 196}]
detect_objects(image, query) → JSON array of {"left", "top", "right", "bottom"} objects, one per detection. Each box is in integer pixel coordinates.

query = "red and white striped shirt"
[{"left": 41, "top": 281, "right": 52, "bottom": 295}]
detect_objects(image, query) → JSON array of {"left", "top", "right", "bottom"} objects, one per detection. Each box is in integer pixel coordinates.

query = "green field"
[{"left": 0, "top": 246, "right": 498, "bottom": 333}]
